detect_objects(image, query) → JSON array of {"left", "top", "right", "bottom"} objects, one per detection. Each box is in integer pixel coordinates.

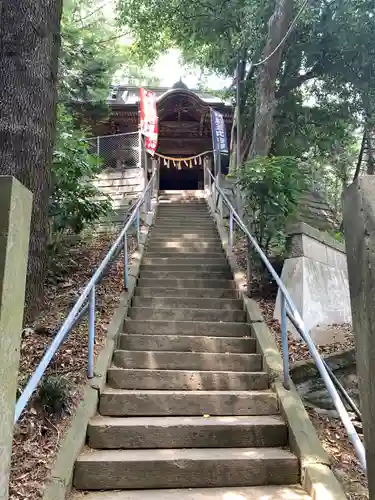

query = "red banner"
[{"left": 140, "top": 88, "right": 158, "bottom": 156}]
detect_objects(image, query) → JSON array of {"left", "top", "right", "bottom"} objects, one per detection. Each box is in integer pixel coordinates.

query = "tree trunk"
[
  {"left": 248, "top": 0, "right": 293, "bottom": 159},
  {"left": 0, "top": 1, "right": 63, "bottom": 321},
  {"left": 366, "top": 130, "right": 375, "bottom": 175},
  {"left": 229, "top": 57, "right": 247, "bottom": 170},
  {"left": 353, "top": 127, "right": 366, "bottom": 182}
]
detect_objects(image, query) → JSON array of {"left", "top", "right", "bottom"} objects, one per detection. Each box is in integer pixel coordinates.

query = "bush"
[
  {"left": 38, "top": 375, "right": 71, "bottom": 415},
  {"left": 236, "top": 156, "right": 305, "bottom": 254},
  {"left": 50, "top": 106, "right": 112, "bottom": 241}
]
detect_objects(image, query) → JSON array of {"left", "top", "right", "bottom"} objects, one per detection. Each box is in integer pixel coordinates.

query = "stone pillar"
[
  {"left": 0, "top": 177, "right": 32, "bottom": 498},
  {"left": 152, "top": 158, "right": 159, "bottom": 198},
  {"left": 203, "top": 156, "right": 212, "bottom": 192},
  {"left": 343, "top": 176, "right": 375, "bottom": 497}
]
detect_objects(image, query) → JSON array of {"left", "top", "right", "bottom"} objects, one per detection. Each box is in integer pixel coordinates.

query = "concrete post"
[
  {"left": 0, "top": 176, "right": 32, "bottom": 498},
  {"left": 343, "top": 176, "right": 375, "bottom": 497},
  {"left": 152, "top": 158, "right": 159, "bottom": 201}
]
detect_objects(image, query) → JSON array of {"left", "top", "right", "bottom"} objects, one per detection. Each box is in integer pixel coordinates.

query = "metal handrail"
[
  {"left": 15, "top": 170, "right": 156, "bottom": 424},
  {"left": 204, "top": 167, "right": 366, "bottom": 470}
]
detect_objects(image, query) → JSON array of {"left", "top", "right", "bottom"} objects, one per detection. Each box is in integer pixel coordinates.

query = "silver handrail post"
[
  {"left": 280, "top": 293, "right": 290, "bottom": 389},
  {"left": 123, "top": 232, "right": 129, "bottom": 291},
  {"left": 136, "top": 208, "right": 140, "bottom": 247},
  {"left": 229, "top": 209, "right": 234, "bottom": 250},
  {"left": 88, "top": 286, "right": 96, "bottom": 378}
]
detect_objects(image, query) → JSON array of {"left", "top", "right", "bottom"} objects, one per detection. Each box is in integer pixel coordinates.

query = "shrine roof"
[{"left": 108, "top": 84, "right": 232, "bottom": 108}]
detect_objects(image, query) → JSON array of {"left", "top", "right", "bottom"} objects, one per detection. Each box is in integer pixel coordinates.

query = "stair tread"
[
  {"left": 133, "top": 297, "right": 242, "bottom": 309},
  {"left": 124, "top": 319, "right": 250, "bottom": 336},
  {"left": 118, "top": 334, "right": 255, "bottom": 353},
  {"left": 76, "top": 446, "right": 296, "bottom": 462},
  {"left": 70, "top": 485, "right": 311, "bottom": 499},
  {"left": 102, "top": 387, "right": 273, "bottom": 395},
  {"left": 113, "top": 350, "right": 257, "bottom": 357},
  {"left": 129, "top": 307, "right": 244, "bottom": 313},
  {"left": 90, "top": 415, "right": 285, "bottom": 427},
  {"left": 125, "top": 319, "right": 247, "bottom": 325},
  {"left": 109, "top": 366, "right": 266, "bottom": 374}
]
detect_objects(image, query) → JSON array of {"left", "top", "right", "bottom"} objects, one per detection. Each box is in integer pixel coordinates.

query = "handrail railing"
[
  {"left": 204, "top": 167, "right": 366, "bottom": 471},
  {"left": 15, "top": 170, "right": 157, "bottom": 424}
]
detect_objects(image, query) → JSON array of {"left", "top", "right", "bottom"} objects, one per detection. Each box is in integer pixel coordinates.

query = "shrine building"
[{"left": 89, "top": 79, "right": 233, "bottom": 192}]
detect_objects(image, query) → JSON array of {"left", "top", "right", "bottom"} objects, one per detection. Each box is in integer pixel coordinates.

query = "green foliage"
[
  {"left": 39, "top": 376, "right": 71, "bottom": 415},
  {"left": 60, "top": 0, "right": 121, "bottom": 117},
  {"left": 51, "top": 106, "right": 111, "bottom": 237},
  {"left": 236, "top": 156, "right": 305, "bottom": 253},
  {"left": 326, "top": 230, "right": 345, "bottom": 244}
]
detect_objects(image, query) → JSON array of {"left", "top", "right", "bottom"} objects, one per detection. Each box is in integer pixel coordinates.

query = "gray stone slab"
[
  {"left": 87, "top": 415, "right": 286, "bottom": 449},
  {"left": 99, "top": 388, "right": 279, "bottom": 416},
  {"left": 0, "top": 177, "right": 32, "bottom": 498},
  {"left": 74, "top": 447, "right": 298, "bottom": 490}
]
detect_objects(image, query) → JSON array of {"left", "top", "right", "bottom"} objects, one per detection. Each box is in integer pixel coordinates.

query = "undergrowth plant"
[
  {"left": 50, "top": 106, "right": 112, "bottom": 245},
  {"left": 235, "top": 156, "right": 305, "bottom": 255}
]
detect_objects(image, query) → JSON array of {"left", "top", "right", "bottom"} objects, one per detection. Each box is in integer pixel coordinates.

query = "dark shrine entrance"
[
  {"left": 156, "top": 82, "right": 214, "bottom": 191},
  {"left": 159, "top": 163, "right": 203, "bottom": 190}
]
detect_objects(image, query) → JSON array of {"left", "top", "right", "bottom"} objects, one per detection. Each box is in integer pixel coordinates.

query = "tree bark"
[
  {"left": 248, "top": 0, "right": 293, "bottom": 159},
  {"left": 353, "top": 127, "right": 366, "bottom": 182},
  {"left": 0, "top": 1, "right": 63, "bottom": 321},
  {"left": 366, "top": 131, "right": 375, "bottom": 175},
  {"left": 229, "top": 57, "right": 247, "bottom": 171}
]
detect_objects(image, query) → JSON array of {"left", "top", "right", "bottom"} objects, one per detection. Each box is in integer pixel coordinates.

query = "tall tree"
[
  {"left": 249, "top": 0, "right": 293, "bottom": 158},
  {"left": 0, "top": 1, "right": 63, "bottom": 320},
  {"left": 117, "top": 0, "right": 375, "bottom": 162}
]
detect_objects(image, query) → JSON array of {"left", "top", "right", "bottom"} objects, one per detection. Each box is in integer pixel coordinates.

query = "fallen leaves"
[{"left": 10, "top": 231, "right": 136, "bottom": 500}]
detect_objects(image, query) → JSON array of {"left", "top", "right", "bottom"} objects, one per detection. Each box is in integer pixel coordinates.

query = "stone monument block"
[{"left": 0, "top": 176, "right": 32, "bottom": 498}]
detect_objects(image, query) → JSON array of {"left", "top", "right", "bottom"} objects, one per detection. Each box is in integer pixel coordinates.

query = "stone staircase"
[{"left": 71, "top": 192, "right": 311, "bottom": 499}]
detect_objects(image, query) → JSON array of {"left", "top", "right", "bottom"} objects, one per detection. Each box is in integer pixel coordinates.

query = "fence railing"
[
  {"left": 204, "top": 167, "right": 366, "bottom": 471},
  {"left": 85, "top": 131, "right": 145, "bottom": 171},
  {"left": 14, "top": 170, "right": 156, "bottom": 424}
]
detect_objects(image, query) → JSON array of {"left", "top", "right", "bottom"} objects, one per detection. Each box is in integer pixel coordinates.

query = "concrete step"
[
  {"left": 107, "top": 368, "right": 268, "bottom": 390},
  {"left": 150, "top": 235, "right": 221, "bottom": 243},
  {"left": 135, "top": 287, "right": 236, "bottom": 299},
  {"left": 153, "top": 219, "right": 214, "bottom": 225},
  {"left": 146, "top": 242, "right": 222, "bottom": 252},
  {"left": 157, "top": 199, "right": 206, "bottom": 204},
  {"left": 157, "top": 203, "right": 207, "bottom": 207},
  {"left": 137, "top": 278, "right": 235, "bottom": 289},
  {"left": 119, "top": 334, "right": 256, "bottom": 353},
  {"left": 124, "top": 319, "right": 249, "bottom": 336},
  {"left": 144, "top": 251, "right": 225, "bottom": 259},
  {"left": 74, "top": 447, "right": 298, "bottom": 490},
  {"left": 142, "top": 257, "right": 227, "bottom": 266},
  {"left": 132, "top": 297, "right": 242, "bottom": 310},
  {"left": 141, "top": 263, "right": 229, "bottom": 272},
  {"left": 128, "top": 307, "right": 245, "bottom": 322},
  {"left": 70, "top": 485, "right": 311, "bottom": 499},
  {"left": 87, "top": 415, "right": 286, "bottom": 449},
  {"left": 139, "top": 270, "right": 232, "bottom": 280},
  {"left": 99, "top": 388, "right": 278, "bottom": 416},
  {"left": 154, "top": 219, "right": 214, "bottom": 226},
  {"left": 151, "top": 226, "right": 218, "bottom": 234},
  {"left": 112, "top": 350, "right": 261, "bottom": 372},
  {"left": 157, "top": 207, "right": 209, "bottom": 212},
  {"left": 150, "top": 232, "right": 219, "bottom": 239}
]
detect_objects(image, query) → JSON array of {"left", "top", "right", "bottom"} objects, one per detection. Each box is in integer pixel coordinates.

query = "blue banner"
[{"left": 210, "top": 109, "right": 228, "bottom": 154}]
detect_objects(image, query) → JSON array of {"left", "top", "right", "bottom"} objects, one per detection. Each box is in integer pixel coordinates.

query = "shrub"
[
  {"left": 38, "top": 375, "right": 71, "bottom": 415},
  {"left": 236, "top": 156, "right": 305, "bottom": 254},
  {"left": 50, "top": 106, "right": 112, "bottom": 241}
]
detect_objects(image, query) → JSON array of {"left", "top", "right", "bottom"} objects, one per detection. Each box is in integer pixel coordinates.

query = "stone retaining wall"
[{"left": 274, "top": 222, "right": 351, "bottom": 342}]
